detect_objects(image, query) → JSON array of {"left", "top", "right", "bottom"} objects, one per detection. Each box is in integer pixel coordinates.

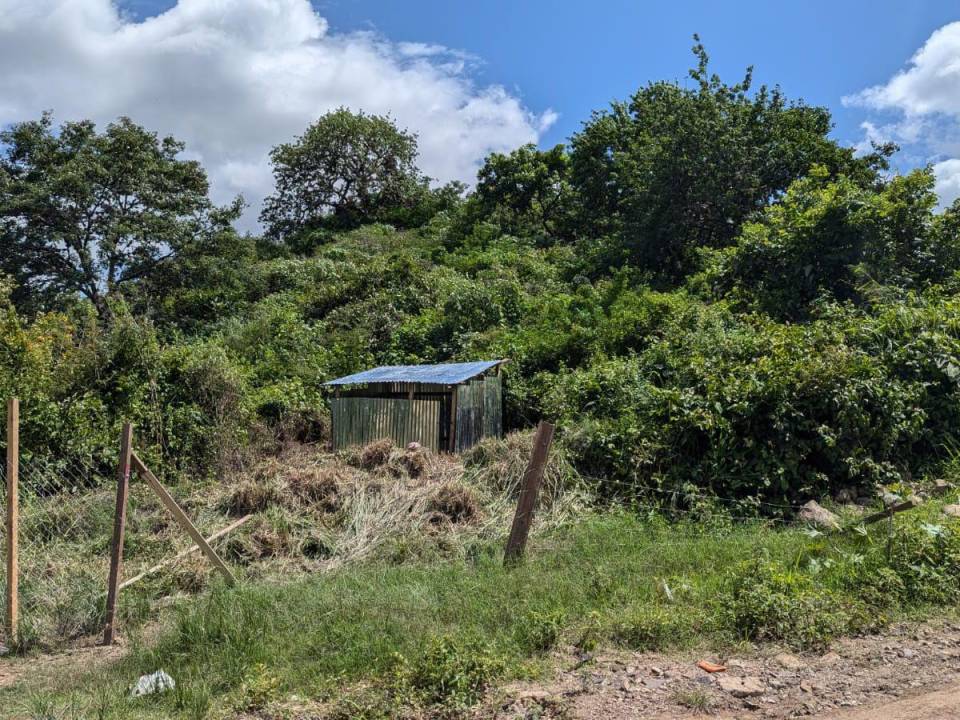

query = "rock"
[
  {"left": 943, "top": 505, "right": 960, "bottom": 518},
  {"left": 649, "top": 666, "right": 664, "bottom": 676},
  {"left": 882, "top": 492, "right": 901, "bottom": 507},
  {"left": 897, "top": 648, "right": 916, "bottom": 659},
  {"left": 773, "top": 652, "right": 805, "bottom": 670},
  {"left": 799, "top": 500, "right": 840, "bottom": 530},
  {"left": 819, "top": 652, "right": 842, "bottom": 665},
  {"left": 835, "top": 487, "right": 857, "bottom": 503},
  {"left": 717, "top": 675, "right": 765, "bottom": 698},
  {"left": 932, "top": 479, "right": 952, "bottom": 496},
  {"left": 641, "top": 676, "right": 669, "bottom": 690},
  {"left": 131, "top": 670, "right": 175, "bottom": 697}
]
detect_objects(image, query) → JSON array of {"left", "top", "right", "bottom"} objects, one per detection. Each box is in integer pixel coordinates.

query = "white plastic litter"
[{"left": 131, "top": 670, "right": 176, "bottom": 697}]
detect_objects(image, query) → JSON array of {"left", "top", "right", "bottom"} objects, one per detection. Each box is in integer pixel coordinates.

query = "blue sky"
[
  {"left": 120, "top": 0, "right": 957, "bottom": 151},
  {"left": 3, "top": 1, "right": 958, "bottom": 227}
]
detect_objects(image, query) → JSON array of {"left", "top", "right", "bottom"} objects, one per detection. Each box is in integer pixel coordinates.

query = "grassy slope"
[{"left": 8, "top": 506, "right": 947, "bottom": 720}]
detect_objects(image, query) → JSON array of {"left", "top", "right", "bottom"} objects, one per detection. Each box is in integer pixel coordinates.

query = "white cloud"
[
  {"left": 845, "top": 22, "right": 960, "bottom": 206},
  {"left": 847, "top": 22, "right": 960, "bottom": 117},
  {"left": 935, "top": 158, "right": 960, "bottom": 208},
  {"left": 0, "top": 0, "right": 556, "bottom": 229}
]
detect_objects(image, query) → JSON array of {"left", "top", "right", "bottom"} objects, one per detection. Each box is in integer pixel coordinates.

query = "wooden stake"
[
  {"left": 119, "top": 514, "right": 252, "bottom": 591},
  {"left": 5, "top": 398, "right": 19, "bottom": 644},
  {"left": 103, "top": 422, "right": 133, "bottom": 646},
  {"left": 131, "top": 453, "right": 236, "bottom": 586},
  {"left": 504, "top": 421, "right": 555, "bottom": 564}
]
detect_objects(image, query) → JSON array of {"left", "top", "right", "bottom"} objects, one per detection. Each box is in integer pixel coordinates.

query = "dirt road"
[
  {"left": 822, "top": 683, "right": 960, "bottom": 719},
  {"left": 491, "top": 619, "right": 960, "bottom": 719}
]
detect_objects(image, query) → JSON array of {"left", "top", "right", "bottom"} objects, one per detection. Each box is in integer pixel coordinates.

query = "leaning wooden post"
[
  {"left": 504, "top": 421, "right": 555, "bottom": 564},
  {"left": 5, "top": 398, "right": 19, "bottom": 644},
  {"left": 131, "top": 453, "right": 236, "bottom": 586},
  {"left": 103, "top": 422, "right": 133, "bottom": 646}
]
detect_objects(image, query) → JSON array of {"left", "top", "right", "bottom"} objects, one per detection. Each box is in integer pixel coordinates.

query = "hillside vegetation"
[{"left": 4, "top": 39, "right": 960, "bottom": 717}]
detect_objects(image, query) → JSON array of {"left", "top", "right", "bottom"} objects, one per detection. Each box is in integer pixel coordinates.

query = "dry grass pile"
[
  {"left": 214, "top": 430, "right": 583, "bottom": 573},
  {"left": 9, "top": 430, "right": 583, "bottom": 651}
]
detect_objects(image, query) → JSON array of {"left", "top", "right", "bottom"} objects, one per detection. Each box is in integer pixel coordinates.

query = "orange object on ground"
[{"left": 697, "top": 660, "right": 727, "bottom": 673}]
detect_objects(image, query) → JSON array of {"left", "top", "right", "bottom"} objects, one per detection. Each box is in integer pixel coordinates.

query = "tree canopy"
[
  {"left": 260, "top": 108, "right": 435, "bottom": 248},
  {"left": 0, "top": 114, "right": 236, "bottom": 318}
]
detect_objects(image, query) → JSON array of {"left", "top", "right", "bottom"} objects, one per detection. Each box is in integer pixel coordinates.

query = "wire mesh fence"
[
  {"left": 1, "top": 455, "right": 116, "bottom": 649},
  {"left": 0, "top": 403, "right": 241, "bottom": 651}
]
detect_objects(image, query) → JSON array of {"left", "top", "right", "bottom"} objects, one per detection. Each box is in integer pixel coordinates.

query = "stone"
[
  {"left": 641, "top": 676, "right": 670, "bottom": 690},
  {"left": 819, "top": 651, "right": 842, "bottom": 665},
  {"left": 799, "top": 500, "right": 840, "bottom": 530},
  {"left": 943, "top": 505, "right": 960, "bottom": 518},
  {"left": 882, "top": 492, "right": 902, "bottom": 507},
  {"left": 932, "top": 479, "right": 952, "bottom": 496},
  {"left": 773, "top": 652, "right": 805, "bottom": 670},
  {"left": 131, "top": 670, "right": 175, "bottom": 697},
  {"left": 649, "top": 666, "right": 664, "bottom": 676},
  {"left": 717, "top": 675, "right": 765, "bottom": 698},
  {"left": 835, "top": 487, "right": 857, "bottom": 503}
]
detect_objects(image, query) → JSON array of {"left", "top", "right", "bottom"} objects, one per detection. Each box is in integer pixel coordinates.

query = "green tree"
[
  {"left": 711, "top": 167, "right": 959, "bottom": 319},
  {"left": 260, "top": 108, "right": 433, "bottom": 247},
  {"left": 474, "top": 143, "right": 577, "bottom": 242},
  {"left": 569, "top": 36, "right": 892, "bottom": 282},
  {"left": 0, "top": 113, "right": 233, "bottom": 318}
]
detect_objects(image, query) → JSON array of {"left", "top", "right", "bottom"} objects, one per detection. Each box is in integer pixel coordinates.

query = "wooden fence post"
[
  {"left": 103, "top": 422, "right": 133, "bottom": 646},
  {"left": 504, "top": 421, "right": 555, "bottom": 564},
  {"left": 5, "top": 398, "right": 19, "bottom": 644}
]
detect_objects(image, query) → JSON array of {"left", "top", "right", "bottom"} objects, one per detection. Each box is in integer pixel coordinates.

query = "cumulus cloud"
[
  {"left": 935, "top": 159, "right": 960, "bottom": 208},
  {"left": 845, "top": 21, "right": 960, "bottom": 206},
  {"left": 0, "top": 0, "right": 555, "bottom": 228}
]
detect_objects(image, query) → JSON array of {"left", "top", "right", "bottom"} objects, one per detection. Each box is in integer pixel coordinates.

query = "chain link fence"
[
  {"left": 1, "top": 455, "right": 115, "bottom": 650},
  {"left": 1, "top": 399, "right": 241, "bottom": 652}
]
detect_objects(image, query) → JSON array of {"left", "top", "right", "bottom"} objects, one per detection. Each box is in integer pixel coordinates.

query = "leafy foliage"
[{"left": 0, "top": 113, "right": 238, "bottom": 318}]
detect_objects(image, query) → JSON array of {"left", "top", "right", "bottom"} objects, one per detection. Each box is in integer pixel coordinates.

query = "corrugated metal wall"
[
  {"left": 454, "top": 376, "right": 503, "bottom": 452},
  {"left": 330, "top": 375, "right": 502, "bottom": 453},
  {"left": 330, "top": 396, "right": 441, "bottom": 451}
]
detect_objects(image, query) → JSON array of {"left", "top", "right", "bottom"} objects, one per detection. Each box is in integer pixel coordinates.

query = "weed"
[
  {"left": 238, "top": 662, "right": 281, "bottom": 711},
  {"left": 392, "top": 635, "right": 504, "bottom": 709},
  {"left": 515, "top": 609, "right": 565, "bottom": 653},
  {"left": 287, "top": 465, "right": 344, "bottom": 511},
  {"left": 671, "top": 687, "right": 714, "bottom": 712},
  {"left": 613, "top": 606, "right": 691, "bottom": 651},
  {"left": 721, "top": 559, "right": 860, "bottom": 650},
  {"left": 220, "top": 477, "right": 279, "bottom": 516}
]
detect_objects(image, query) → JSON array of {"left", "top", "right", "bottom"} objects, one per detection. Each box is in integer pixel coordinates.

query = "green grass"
[{"left": 5, "top": 506, "right": 960, "bottom": 718}]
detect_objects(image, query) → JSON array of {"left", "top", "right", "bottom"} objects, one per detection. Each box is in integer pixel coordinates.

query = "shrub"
[
  {"left": 392, "top": 636, "right": 503, "bottom": 709},
  {"left": 612, "top": 606, "right": 690, "bottom": 651},
  {"left": 515, "top": 609, "right": 565, "bottom": 654},
  {"left": 721, "top": 559, "right": 865, "bottom": 650}
]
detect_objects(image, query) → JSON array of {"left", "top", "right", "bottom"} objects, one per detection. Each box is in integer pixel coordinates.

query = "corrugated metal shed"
[{"left": 325, "top": 360, "right": 504, "bottom": 386}]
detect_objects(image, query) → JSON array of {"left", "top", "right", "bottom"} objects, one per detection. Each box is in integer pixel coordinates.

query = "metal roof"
[{"left": 325, "top": 360, "right": 504, "bottom": 386}]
